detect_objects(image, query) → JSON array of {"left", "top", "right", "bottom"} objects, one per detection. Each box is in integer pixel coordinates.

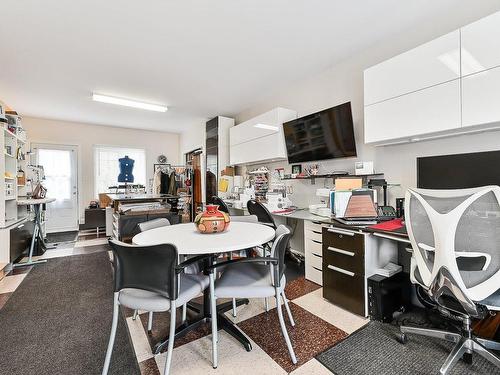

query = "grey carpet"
[
  {"left": 316, "top": 321, "right": 500, "bottom": 375},
  {"left": 46, "top": 230, "right": 78, "bottom": 244},
  {"left": 0, "top": 252, "right": 140, "bottom": 375}
]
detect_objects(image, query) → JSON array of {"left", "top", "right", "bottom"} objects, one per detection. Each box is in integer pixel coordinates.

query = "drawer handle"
[
  {"left": 327, "top": 246, "right": 355, "bottom": 257},
  {"left": 327, "top": 227, "right": 355, "bottom": 236},
  {"left": 17, "top": 224, "right": 25, "bottom": 229},
  {"left": 327, "top": 264, "right": 355, "bottom": 277},
  {"left": 311, "top": 240, "right": 321, "bottom": 244},
  {"left": 312, "top": 253, "right": 322, "bottom": 258},
  {"left": 312, "top": 266, "right": 322, "bottom": 272},
  {"left": 373, "top": 232, "right": 410, "bottom": 243},
  {"left": 312, "top": 221, "right": 322, "bottom": 225},
  {"left": 312, "top": 230, "right": 322, "bottom": 234}
]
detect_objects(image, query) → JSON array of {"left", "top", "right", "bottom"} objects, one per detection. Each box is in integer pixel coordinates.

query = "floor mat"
[
  {"left": 0, "top": 252, "right": 140, "bottom": 375},
  {"left": 45, "top": 230, "right": 78, "bottom": 244},
  {"left": 316, "top": 321, "right": 500, "bottom": 375}
]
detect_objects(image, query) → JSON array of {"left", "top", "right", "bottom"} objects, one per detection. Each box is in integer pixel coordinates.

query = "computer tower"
[{"left": 368, "top": 272, "right": 411, "bottom": 323}]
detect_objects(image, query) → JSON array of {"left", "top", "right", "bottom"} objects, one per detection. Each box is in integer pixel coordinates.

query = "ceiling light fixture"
[
  {"left": 254, "top": 123, "right": 279, "bottom": 131},
  {"left": 92, "top": 93, "right": 168, "bottom": 112}
]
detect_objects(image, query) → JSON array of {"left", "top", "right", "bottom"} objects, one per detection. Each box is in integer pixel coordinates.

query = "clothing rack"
[{"left": 153, "top": 163, "right": 193, "bottom": 174}]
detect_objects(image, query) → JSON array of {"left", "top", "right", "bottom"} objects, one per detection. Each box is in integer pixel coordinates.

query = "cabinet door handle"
[
  {"left": 327, "top": 264, "right": 355, "bottom": 277},
  {"left": 327, "top": 227, "right": 355, "bottom": 236},
  {"left": 373, "top": 232, "right": 410, "bottom": 243},
  {"left": 17, "top": 224, "right": 25, "bottom": 229},
  {"left": 327, "top": 246, "right": 355, "bottom": 257},
  {"left": 311, "top": 239, "right": 321, "bottom": 244}
]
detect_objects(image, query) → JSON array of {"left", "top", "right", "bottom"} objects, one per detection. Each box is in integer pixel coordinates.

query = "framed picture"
[{"left": 291, "top": 164, "right": 302, "bottom": 174}]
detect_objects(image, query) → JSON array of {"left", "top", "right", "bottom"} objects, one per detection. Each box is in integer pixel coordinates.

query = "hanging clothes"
[
  {"left": 168, "top": 171, "right": 178, "bottom": 195},
  {"left": 160, "top": 171, "right": 170, "bottom": 194},
  {"left": 152, "top": 167, "right": 162, "bottom": 194}
]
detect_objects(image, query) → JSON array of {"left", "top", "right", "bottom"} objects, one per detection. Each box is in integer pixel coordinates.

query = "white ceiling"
[{"left": 0, "top": 0, "right": 496, "bottom": 134}]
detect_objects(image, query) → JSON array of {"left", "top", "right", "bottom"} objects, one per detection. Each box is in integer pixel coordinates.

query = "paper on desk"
[{"left": 334, "top": 191, "right": 352, "bottom": 218}]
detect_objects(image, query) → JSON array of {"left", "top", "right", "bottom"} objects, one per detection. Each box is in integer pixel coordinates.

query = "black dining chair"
[
  {"left": 207, "top": 225, "right": 297, "bottom": 365},
  {"left": 102, "top": 240, "right": 216, "bottom": 375},
  {"left": 211, "top": 195, "right": 230, "bottom": 213},
  {"left": 246, "top": 199, "right": 277, "bottom": 228}
]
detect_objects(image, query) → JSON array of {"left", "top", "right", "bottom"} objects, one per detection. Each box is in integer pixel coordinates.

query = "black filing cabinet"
[
  {"left": 10, "top": 219, "right": 35, "bottom": 262},
  {"left": 322, "top": 226, "right": 366, "bottom": 316}
]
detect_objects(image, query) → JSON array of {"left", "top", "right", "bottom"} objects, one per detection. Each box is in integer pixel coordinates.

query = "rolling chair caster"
[
  {"left": 462, "top": 352, "right": 473, "bottom": 364},
  {"left": 397, "top": 332, "right": 408, "bottom": 344}
]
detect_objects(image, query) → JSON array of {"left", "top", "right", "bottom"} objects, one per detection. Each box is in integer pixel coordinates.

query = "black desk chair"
[
  {"left": 102, "top": 240, "right": 215, "bottom": 375},
  {"left": 211, "top": 196, "right": 230, "bottom": 213}
]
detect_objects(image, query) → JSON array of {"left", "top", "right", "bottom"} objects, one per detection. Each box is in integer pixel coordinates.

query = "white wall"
[
  {"left": 23, "top": 116, "right": 180, "bottom": 223},
  {"left": 233, "top": 4, "right": 500, "bottom": 208}
]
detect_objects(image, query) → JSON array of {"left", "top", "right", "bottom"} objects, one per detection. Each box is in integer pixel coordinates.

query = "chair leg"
[
  {"left": 132, "top": 309, "right": 138, "bottom": 320},
  {"left": 232, "top": 298, "right": 237, "bottom": 317},
  {"left": 473, "top": 339, "right": 500, "bottom": 369},
  {"left": 275, "top": 288, "right": 297, "bottom": 364},
  {"left": 163, "top": 301, "right": 177, "bottom": 375},
  {"left": 281, "top": 291, "right": 295, "bottom": 327},
  {"left": 265, "top": 297, "right": 269, "bottom": 312},
  {"left": 147, "top": 311, "right": 154, "bottom": 332},
  {"left": 439, "top": 338, "right": 468, "bottom": 375},
  {"left": 182, "top": 304, "right": 187, "bottom": 323},
  {"left": 400, "top": 325, "right": 461, "bottom": 343},
  {"left": 102, "top": 292, "right": 119, "bottom": 375},
  {"left": 476, "top": 337, "right": 500, "bottom": 351},
  {"left": 209, "top": 273, "right": 218, "bottom": 369}
]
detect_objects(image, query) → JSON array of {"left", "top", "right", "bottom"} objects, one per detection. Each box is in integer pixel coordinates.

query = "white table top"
[
  {"left": 132, "top": 222, "right": 275, "bottom": 255},
  {"left": 17, "top": 197, "right": 56, "bottom": 205}
]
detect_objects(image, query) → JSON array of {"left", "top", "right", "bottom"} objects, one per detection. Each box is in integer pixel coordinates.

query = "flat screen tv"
[{"left": 283, "top": 102, "right": 357, "bottom": 164}]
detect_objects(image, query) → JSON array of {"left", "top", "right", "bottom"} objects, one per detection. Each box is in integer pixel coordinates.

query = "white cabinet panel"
[
  {"left": 364, "top": 30, "right": 460, "bottom": 106},
  {"left": 230, "top": 131, "right": 287, "bottom": 165},
  {"left": 461, "top": 11, "right": 500, "bottom": 76},
  {"left": 230, "top": 108, "right": 296, "bottom": 146},
  {"left": 462, "top": 66, "right": 500, "bottom": 128},
  {"left": 365, "top": 79, "right": 461, "bottom": 144}
]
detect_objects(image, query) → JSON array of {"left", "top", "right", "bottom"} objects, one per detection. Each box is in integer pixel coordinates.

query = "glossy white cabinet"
[
  {"left": 364, "top": 79, "right": 461, "bottom": 144},
  {"left": 364, "top": 30, "right": 460, "bottom": 106},
  {"left": 304, "top": 220, "right": 326, "bottom": 286},
  {"left": 461, "top": 11, "right": 500, "bottom": 76},
  {"left": 229, "top": 107, "right": 296, "bottom": 165},
  {"left": 462, "top": 66, "right": 500, "bottom": 128}
]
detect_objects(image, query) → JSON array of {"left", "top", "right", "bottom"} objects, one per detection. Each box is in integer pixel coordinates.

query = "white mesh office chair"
[{"left": 400, "top": 186, "right": 500, "bottom": 374}]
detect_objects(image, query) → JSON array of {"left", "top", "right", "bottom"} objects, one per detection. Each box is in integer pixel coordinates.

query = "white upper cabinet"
[
  {"left": 461, "top": 11, "right": 500, "bottom": 76},
  {"left": 364, "top": 30, "right": 460, "bottom": 106},
  {"left": 229, "top": 108, "right": 296, "bottom": 165},
  {"left": 462, "top": 65, "right": 500, "bottom": 128},
  {"left": 365, "top": 80, "right": 461, "bottom": 144}
]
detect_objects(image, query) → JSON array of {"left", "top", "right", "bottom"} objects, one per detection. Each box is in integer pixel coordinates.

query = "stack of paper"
[{"left": 375, "top": 262, "right": 403, "bottom": 277}]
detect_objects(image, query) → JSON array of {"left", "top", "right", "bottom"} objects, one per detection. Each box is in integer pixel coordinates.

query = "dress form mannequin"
[{"left": 118, "top": 156, "right": 134, "bottom": 196}]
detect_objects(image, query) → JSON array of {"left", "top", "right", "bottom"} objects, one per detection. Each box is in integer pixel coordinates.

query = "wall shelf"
[{"left": 280, "top": 172, "right": 384, "bottom": 184}]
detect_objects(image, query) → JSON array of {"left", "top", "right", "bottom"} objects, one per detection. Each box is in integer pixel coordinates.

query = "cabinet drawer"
[
  {"left": 323, "top": 245, "right": 364, "bottom": 275},
  {"left": 305, "top": 263, "right": 323, "bottom": 285},
  {"left": 322, "top": 227, "right": 364, "bottom": 254},
  {"left": 306, "top": 248, "right": 322, "bottom": 270},
  {"left": 323, "top": 263, "right": 365, "bottom": 316},
  {"left": 304, "top": 220, "right": 326, "bottom": 233},
  {"left": 305, "top": 237, "right": 322, "bottom": 254},
  {"left": 305, "top": 229, "right": 322, "bottom": 242}
]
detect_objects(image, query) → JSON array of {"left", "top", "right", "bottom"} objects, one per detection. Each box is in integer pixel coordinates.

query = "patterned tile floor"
[{"left": 0, "top": 231, "right": 369, "bottom": 374}]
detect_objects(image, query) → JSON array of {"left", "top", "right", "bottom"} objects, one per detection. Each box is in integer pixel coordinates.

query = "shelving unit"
[{"left": 281, "top": 172, "right": 384, "bottom": 184}]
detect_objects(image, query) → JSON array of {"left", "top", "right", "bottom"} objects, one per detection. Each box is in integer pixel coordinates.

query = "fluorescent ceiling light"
[
  {"left": 92, "top": 93, "right": 167, "bottom": 112},
  {"left": 254, "top": 123, "right": 279, "bottom": 131}
]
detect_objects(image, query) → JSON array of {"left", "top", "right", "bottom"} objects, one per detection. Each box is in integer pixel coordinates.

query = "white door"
[{"left": 33, "top": 144, "right": 79, "bottom": 233}]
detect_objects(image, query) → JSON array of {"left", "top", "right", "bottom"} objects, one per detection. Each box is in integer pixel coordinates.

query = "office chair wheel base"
[
  {"left": 397, "top": 333, "right": 408, "bottom": 344},
  {"left": 462, "top": 352, "right": 473, "bottom": 364}
]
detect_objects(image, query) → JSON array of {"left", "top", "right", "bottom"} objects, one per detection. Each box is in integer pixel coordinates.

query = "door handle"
[
  {"left": 327, "top": 246, "right": 355, "bottom": 257},
  {"left": 327, "top": 264, "right": 355, "bottom": 277}
]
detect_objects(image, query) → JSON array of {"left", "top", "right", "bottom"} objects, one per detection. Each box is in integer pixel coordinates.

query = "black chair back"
[
  {"left": 272, "top": 225, "right": 292, "bottom": 285},
  {"left": 109, "top": 240, "right": 179, "bottom": 300},
  {"left": 247, "top": 200, "right": 276, "bottom": 228},
  {"left": 211, "top": 196, "right": 230, "bottom": 213}
]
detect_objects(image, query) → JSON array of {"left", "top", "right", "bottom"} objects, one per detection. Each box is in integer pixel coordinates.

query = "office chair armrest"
[
  {"left": 205, "top": 257, "right": 278, "bottom": 271},
  {"left": 175, "top": 254, "right": 213, "bottom": 274}
]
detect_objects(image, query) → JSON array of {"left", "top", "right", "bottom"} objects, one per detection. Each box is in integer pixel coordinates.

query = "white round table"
[
  {"left": 131, "top": 221, "right": 275, "bottom": 354},
  {"left": 132, "top": 222, "right": 275, "bottom": 255}
]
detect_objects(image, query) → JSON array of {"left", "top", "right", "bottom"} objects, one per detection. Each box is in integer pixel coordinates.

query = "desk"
[
  {"left": 15, "top": 198, "right": 56, "bottom": 267},
  {"left": 270, "top": 209, "right": 411, "bottom": 316},
  {"left": 132, "top": 222, "right": 275, "bottom": 354}
]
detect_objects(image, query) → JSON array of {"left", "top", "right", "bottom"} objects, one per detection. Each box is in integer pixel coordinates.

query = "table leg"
[{"left": 14, "top": 204, "right": 48, "bottom": 268}]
